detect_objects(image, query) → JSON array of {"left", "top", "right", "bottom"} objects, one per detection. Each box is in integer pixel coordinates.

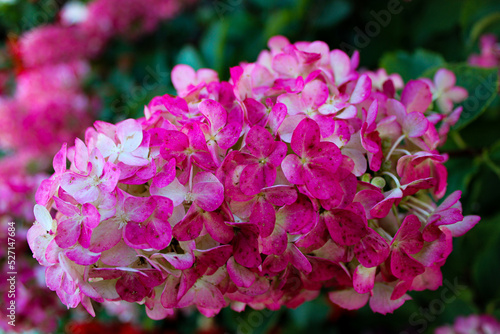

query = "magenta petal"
[
  {"left": 263, "top": 185, "right": 297, "bottom": 206},
  {"left": 82, "top": 203, "right": 100, "bottom": 229},
  {"left": 89, "top": 218, "right": 122, "bottom": 252},
  {"left": 240, "top": 163, "right": 266, "bottom": 196},
  {"left": 369, "top": 284, "right": 411, "bottom": 314},
  {"left": 278, "top": 194, "right": 315, "bottom": 234},
  {"left": 227, "top": 257, "right": 256, "bottom": 288},
  {"left": 233, "top": 226, "right": 261, "bottom": 268},
  {"left": 192, "top": 172, "right": 224, "bottom": 211},
  {"left": 354, "top": 228, "right": 390, "bottom": 268},
  {"left": 55, "top": 218, "right": 81, "bottom": 248},
  {"left": 65, "top": 245, "right": 100, "bottom": 266},
  {"left": 160, "top": 130, "right": 189, "bottom": 161},
  {"left": 173, "top": 209, "right": 204, "bottom": 241},
  {"left": 261, "top": 224, "right": 288, "bottom": 255},
  {"left": 304, "top": 165, "right": 338, "bottom": 199},
  {"left": 281, "top": 154, "right": 305, "bottom": 185},
  {"left": 401, "top": 80, "right": 432, "bottom": 113},
  {"left": 391, "top": 249, "right": 425, "bottom": 280},
  {"left": 446, "top": 215, "right": 480, "bottom": 237},
  {"left": 328, "top": 289, "right": 369, "bottom": 310},
  {"left": 403, "top": 112, "right": 429, "bottom": 138},
  {"left": 353, "top": 265, "right": 376, "bottom": 294},
  {"left": 199, "top": 99, "right": 227, "bottom": 131},
  {"left": 324, "top": 209, "right": 367, "bottom": 246},
  {"left": 349, "top": 74, "right": 372, "bottom": 104},
  {"left": 216, "top": 121, "right": 241, "bottom": 149},
  {"left": 204, "top": 212, "right": 233, "bottom": 244},
  {"left": 291, "top": 118, "right": 321, "bottom": 157},
  {"left": 249, "top": 199, "right": 275, "bottom": 237},
  {"left": 246, "top": 125, "right": 275, "bottom": 158},
  {"left": 393, "top": 215, "right": 424, "bottom": 254},
  {"left": 145, "top": 216, "right": 172, "bottom": 250},
  {"left": 289, "top": 244, "right": 312, "bottom": 273},
  {"left": 116, "top": 273, "right": 150, "bottom": 302},
  {"left": 370, "top": 188, "right": 403, "bottom": 219}
]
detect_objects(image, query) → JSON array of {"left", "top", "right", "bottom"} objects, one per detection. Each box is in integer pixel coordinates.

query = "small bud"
[{"left": 371, "top": 176, "right": 386, "bottom": 189}]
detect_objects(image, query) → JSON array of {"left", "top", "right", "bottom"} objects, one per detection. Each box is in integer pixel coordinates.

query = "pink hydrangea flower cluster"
[
  {"left": 0, "top": 60, "right": 95, "bottom": 155},
  {"left": 435, "top": 314, "right": 500, "bottom": 334},
  {"left": 19, "top": 0, "right": 188, "bottom": 68},
  {"left": 0, "top": 217, "right": 66, "bottom": 333},
  {"left": 468, "top": 34, "right": 500, "bottom": 68},
  {"left": 29, "top": 36, "right": 479, "bottom": 318}
]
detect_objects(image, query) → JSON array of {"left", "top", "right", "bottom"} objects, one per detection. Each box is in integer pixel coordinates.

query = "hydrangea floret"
[{"left": 28, "top": 36, "right": 479, "bottom": 318}]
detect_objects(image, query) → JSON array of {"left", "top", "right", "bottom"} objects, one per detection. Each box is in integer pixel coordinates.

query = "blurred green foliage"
[{"left": 1, "top": 0, "right": 500, "bottom": 333}]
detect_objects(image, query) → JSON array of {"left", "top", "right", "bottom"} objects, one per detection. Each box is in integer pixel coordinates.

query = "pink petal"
[
  {"left": 89, "top": 218, "right": 122, "bottom": 252},
  {"left": 240, "top": 163, "right": 267, "bottom": 196},
  {"left": 291, "top": 118, "right": 320, "bottom": 157},
  {"left": 330, "top": 50, "right": 353, "bottom": 86},
  {"left": 204, "top": 211, "right": 233, "bottom": 244},
  {"left": 277, "top": 194, "right": 315, "bottom": 234},
  {"left": 434, "top": 68, "right": 456, "bottom": 90},
  {"left": 227, "top": 257, "right": 256, "bottom": 288},
  {"left": 354, "top": 228, "right": 390, "bottom": 267},
  {"left": 353, "top": 265, "right": 376, "bottom": 294},
  {"left": 192, "top": 172, "right": 224, "bottom": 211},
  {"left": 249, "top": 199, "right": 276, "bottom": 237},
  {"left": 216, "top": 121, "right": 241, "bottom": 149},
  {"left": 445, "top": 215, "right": 480, "bottom": 237},
  {"left": 401, "top": 80, "right": 432, "bottom": 113},
  {"left": 65, "top": 245, "right": 100, "bottom": 266},
  {"left": 263, "top": 185, "right": 298, "bottom": 206},
  {"left": 391, "top": 249, "right": 425, "bottom": 280},
  {"left": 403, "top": 112, "right": 429, "bottom": 138},
  {"left": 349, "top": 74, "right": 372, "bottom": 104},
  {"left": 261, "top": 224, "right": 288, "bottom": 255},
  {"left": 55, "top": 218, "right": 81, "bottom": 248},
  {"left": 150, "top": 177, "right": 187, "bottom": 207},
  {"left": 328, "top": 289, "right": 369, "bottom": 310},
  {"left": 281, "top": 154, "right": 305, "bottom": 185},
  {"left": 53, "top": 143, "right": 68, "bottom": 174},
  {"left": 199, "top": 99, "right": 227, "bottom": 132},
  {"left": 233, "top": 226, "right": 261, "bottom": 268},
  {"left": 369, "top": 283, "right": 411, "bottom": 314},
  {"left": 171, "top": 64, "right": 196, "bottom": 92},
  {"left": 116, "top": 119, "right": 143, "bottom": 152},
  {"left": 324, "top": 209, "right": 367, "bottom": 246},
  {"left": 246, "top": 125, "right": 275, "bottom": 158}
]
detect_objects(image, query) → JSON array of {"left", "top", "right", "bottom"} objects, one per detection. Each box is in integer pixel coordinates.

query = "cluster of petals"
[
  {"left": 0, "top": 217, "right": 66, "bottom": 333},
  {"left": 435, "top": 314, "right": 500, "bottom": 334},
  {"left": 19, "top": 0, "right": 189, "bottom": 68},
  {"left": 29, "top": 36, "right": 479, "bottom": 319},
  {"left": 468, "top": 34, "right": 500, "bottom": 68}
]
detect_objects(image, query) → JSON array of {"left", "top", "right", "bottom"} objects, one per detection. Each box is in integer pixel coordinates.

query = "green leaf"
[
  {"left": 201, "top": 20, "right": 229, "bottom": 74},
  {"left": 472, "top": 214, "right": 500, "bottom": 300},
  {"left": 461, "top": 0, "right": 500, "bottom": 47},
  {"left": 175, "top": 44, "right": 205, "bottom": 70},
  {"left": 423, "top": 64, "right": 499, "bottom": 130},
  {"left": 313, "top": 0, "right": 352, "bottom": 29},
  {"left": 379, "top": 49, "right": 445, "bottom": 82},
  {"left": 221, "top": 307, "right": 282, "bottom": 334}
]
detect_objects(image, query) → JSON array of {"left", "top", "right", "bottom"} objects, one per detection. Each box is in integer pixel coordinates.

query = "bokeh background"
[{"left": 0, "top": 0, "right": 499, "bottom": 333}]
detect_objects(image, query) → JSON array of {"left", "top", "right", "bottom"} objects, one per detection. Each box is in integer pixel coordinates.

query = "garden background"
[{"left": 0, "top": 0, "right": 499, "bottom": 333}]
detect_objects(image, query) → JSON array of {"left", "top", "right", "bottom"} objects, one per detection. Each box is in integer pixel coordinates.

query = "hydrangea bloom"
[
  {"left": 468, "top": 34, "right": 500, "bottom": 68},
  {"left": 435, "top": 314, "right": 500, "bottom": 334},
  {"left": 29, "top": 36, "right": 478, "bottom": 318}
]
